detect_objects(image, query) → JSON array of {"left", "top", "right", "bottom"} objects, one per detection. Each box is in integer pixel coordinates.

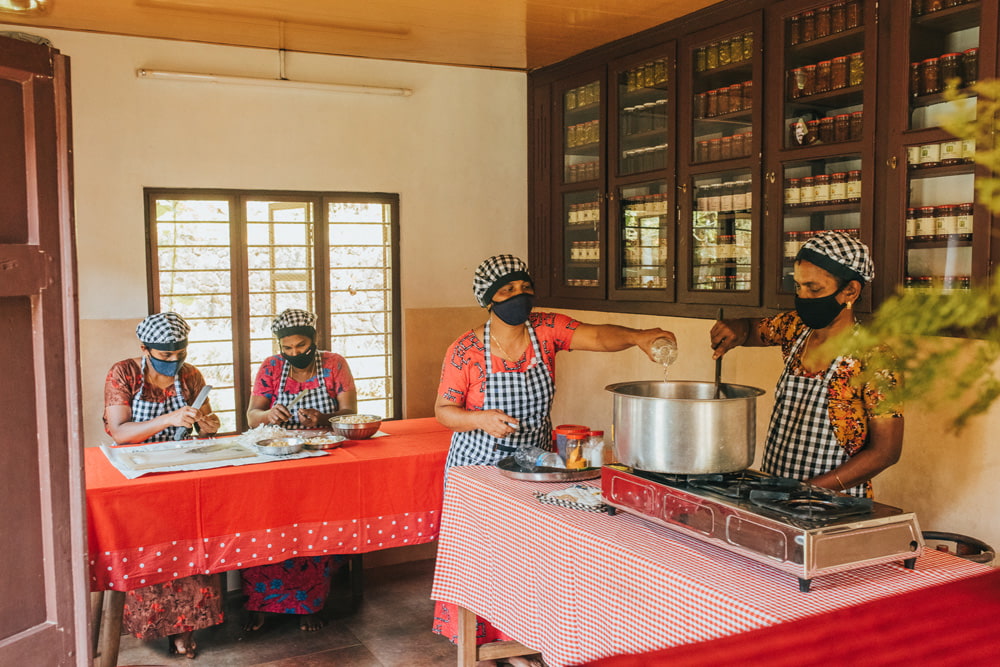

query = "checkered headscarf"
[
  {"left": 472, "top": 254, "right": 533, "bottom": 307},
  {"left": 271, "top": 308, "right": 317, "bottom": 340},
  {"left": 136, "top": 312, "right": 190, "bottom": 351},
  {"left": 796, "top": 231, "right": 875, "bottom": 285}
]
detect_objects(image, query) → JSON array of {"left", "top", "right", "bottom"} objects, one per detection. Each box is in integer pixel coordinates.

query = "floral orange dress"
[{"left": 757, "top": 311, "right": 902, "bottom": 497}]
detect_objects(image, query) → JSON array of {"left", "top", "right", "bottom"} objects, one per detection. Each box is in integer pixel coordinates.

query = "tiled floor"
[{"left": 116, "top": 559, "right": 459, "bottom": 666}]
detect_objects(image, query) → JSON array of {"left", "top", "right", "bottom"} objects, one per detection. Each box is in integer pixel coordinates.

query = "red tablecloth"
[
  {"left": 86, "top": 417, "right": 451, "bottom": 592},
  {"left": 430, "top": 467, "right": 991, "bottom": 667},
  {"left": 583, "top": 567, "right": 1000, "bottom": 666}
]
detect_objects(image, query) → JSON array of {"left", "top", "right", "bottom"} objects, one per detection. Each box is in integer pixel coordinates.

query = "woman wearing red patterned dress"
[
  {"left": 710, "top": 231, "right": 903, "bottom": 498},
  {"left": 103, "top": 312, "right": 223, "bottom": 659},
  {"left": 242, "top": 308, "right": 356, "bottom": 632},
  {"left": 432, "top": 255, "right": 674, "bottom": 666}
]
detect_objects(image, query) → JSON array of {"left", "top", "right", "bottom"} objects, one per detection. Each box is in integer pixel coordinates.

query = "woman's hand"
[
  {"left": 263, "top": 404, "right": 292, "bottom": 425},
  {"left": 635, "top": 329, "right": 676, "bottom": 362},
  {"left": 165, "top": 405, "right": 202, "bottom": 428},
  {"left": 710, "top": 319, "right": 752, "bottom": 359},
  {"left": 297, "top": 408, "right": 329, "bottom": 429},
  {"left": 477, "top": 410, "right": 519, "bottom": 438},
  {"left": 196, "top": 412, "right": 221, "bottom": 435}
]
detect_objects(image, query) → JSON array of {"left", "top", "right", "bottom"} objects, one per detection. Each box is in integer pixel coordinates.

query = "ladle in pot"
[{"left": 714, "top": 308, "right": 726, "bottom": 399}]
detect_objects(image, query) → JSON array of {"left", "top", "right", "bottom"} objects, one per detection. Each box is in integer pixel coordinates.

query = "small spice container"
[
  {"left": 697, "top": 140, "right": 710, "bottom": 162},
  {"left": 718, "top": 37, "right": 732, "bottom": 66},
  {"left": 909, "top": 62, "right": 921, "bottom": 97},
  {"left": 846, "top": 170, "right": 862, "bottom": 200},
  {"left": 849, "top": 52, "right": 864, "bottom": 87},
  {"left": 905, "top": 208, "right": 918, "bottom": 240},
  {"left": 814, "top": 174, "right": 831, "bottom": 203},
  {"left": 743, "top": 32, "right": 754, "bottom": 61},
  {"left": 788, "top": 15, "right": 801, "bottom": 45},
  {"left": 916, "top": 206, "right": 937, "bottom": 238},
  {"left": 802, "top": 10, "right": 816, "bottom": 41},
  {"left": 817, "top": 60, "right": 832, "bottom": 93},
  {"left": 920, "top": 57, "right": 940, "bottom": 95},
  {"left": 816, "top": 6, "right": 832, "bottom": 38},
  {"left": 785, "top": 178, "right": 802, "bottom": 206},
  {"left": 729, "top": 83, "right": 743, "bottom": 112},
  {"left": 961, "top": 137, "right": 976, "bottom": 161},
  {"left": 834, "top": 114, "right": 850, "bottom": 142},
  {"left": 850, "top": 110, "right": 863, "bottom": 139},
  {"left": 831, "top": 56, "right": 848, "bottom": 89},
  {"left": 907, "top": 145, "right": 922, "bottom": 167},
  {"left": 706, "top": 42, "right": 719, "bottom": 69},
  {"left": 831, "top": 2, "right": 847, "bottom": 32},
  {"left": 845, "top": 0, "right": 861, "bottom": 28},
  {"left": 720, "top": 135, "right": 733, "bottom": 160},
  {"left": 940, "top": 52, "right": 962, "bottom": 86},
  {"left": 830, "top": 172, "right": 847, "bottom": 203},
  {"left": 806, "top": 119, "right": 821, "bottom": 144},
  {"left": 695, "top": 48, "right": 707, "bottom": 72},
  {"left": 742, "top": 80, "right": 753, "bottom": 108},
  {"left": 956, "top": 203, "right": 973, "bottom": 240},
  {"left": 732, "top": 132, "right": 746, "bottom": 157},
  {"left": 962, "top": 47, "right": 978, "bottom": 86},
  {"left": 706, "top": 89, "right": 718, "bottom": 117},
  {"left": 819, "top": 116, "right": 834, "bottom": 143},
  {"left": 730, "top": 36, "right": 743, "bottom": 63},
  {"left": 693, "top": 93, "right": 707, "bottom": 119},
  {"left": 935, "top": 205, "right": 958, "bottom": 239},
  {"left": 919, "top": 142, "right": 941, "bottom": 167},
  {"left": 784, "top": 231, "right": 800, "bottom": 259},
  {"left": 800, "top": 176, "right": 816, "bottom": 205},
  {"left": 940, "top": 140, "right": 963, "bottom": 165},
  {"left": 708, "top": 138, "right": 722, "bottom": 161}
]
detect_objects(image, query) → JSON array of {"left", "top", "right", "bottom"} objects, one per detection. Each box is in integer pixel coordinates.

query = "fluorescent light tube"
[{"left": 136, "top": 69, "right": 412, "bottom": 97}]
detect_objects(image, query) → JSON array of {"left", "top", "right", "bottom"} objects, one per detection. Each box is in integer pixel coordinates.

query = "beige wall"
[
  {"left": 548, "top": 308, "right": 1000, "bottom": 557},
  {"left": 0, "top": 25, "right": 528, "bottom": 443}
]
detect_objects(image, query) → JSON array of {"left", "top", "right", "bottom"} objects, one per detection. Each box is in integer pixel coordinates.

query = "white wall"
[{"left": 0, "top": 25, "right": 527, "bottom": 441}]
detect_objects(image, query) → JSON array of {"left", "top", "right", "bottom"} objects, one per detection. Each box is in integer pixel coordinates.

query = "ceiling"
[{"left": 1, "top": 0, "right": 721, "bottom": 71}]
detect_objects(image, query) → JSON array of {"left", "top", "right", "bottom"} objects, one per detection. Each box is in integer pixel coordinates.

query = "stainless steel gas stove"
[{"left": 601, "top": 466, "right": 924, "bottom": 591}]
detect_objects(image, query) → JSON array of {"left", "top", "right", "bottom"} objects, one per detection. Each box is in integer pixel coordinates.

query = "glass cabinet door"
[
  {"left": 563, "top": 79, "right": 602, "bottom": 185},
  {"left": 560, "top": 189, "right": 603, "bottom": 289},
  {"left": 617, "top": 57, "right": 670, "bottom": 177},
  {"left": 691, "top": 30, "right": 756, "bottom": 165},
  {"left": 615, "top": 182, "right": 671, "bottom": 294},
  {"left": 689, "top": 171, "right": 754, "bottom": 294}
]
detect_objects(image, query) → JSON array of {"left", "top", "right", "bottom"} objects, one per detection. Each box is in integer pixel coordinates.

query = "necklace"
[{"left": 492, "top": 326, "right": 526, "bottom": 362}]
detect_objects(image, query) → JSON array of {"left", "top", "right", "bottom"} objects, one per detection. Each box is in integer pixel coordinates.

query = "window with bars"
[{"left": 145, "top": 189, "right": 400, "bottom": 433}]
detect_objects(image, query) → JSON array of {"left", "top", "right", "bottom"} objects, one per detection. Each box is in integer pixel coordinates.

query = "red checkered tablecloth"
[{"left": 431, "top": 466, "right": 991, "bottom": 667}]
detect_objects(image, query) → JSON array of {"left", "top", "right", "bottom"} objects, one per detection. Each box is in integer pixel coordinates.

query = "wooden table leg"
[
  {"left": 457, "top": 604, "right": 539, "bottom": 667},
  {"left": 93, "top": 589, "right": 125, "bottom": 667}
]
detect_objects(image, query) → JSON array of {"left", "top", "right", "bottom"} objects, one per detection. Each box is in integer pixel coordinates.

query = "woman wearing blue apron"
[
  {"left": 432, "top": 254, "right": 674, "bottom": 665},
  {"left": 102, "top": 312, "right": 223, "bottom": 658},
  {"left": 710, "top": 232, "right": 903, "bottom": 498}
]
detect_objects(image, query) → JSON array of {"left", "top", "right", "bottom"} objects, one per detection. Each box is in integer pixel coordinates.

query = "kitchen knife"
[{"left": 174, "top": 384, "right": 213, "bottom": 441}]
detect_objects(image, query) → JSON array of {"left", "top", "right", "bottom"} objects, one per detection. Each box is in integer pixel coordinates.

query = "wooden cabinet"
[{"left": 528, "top": 0, "right": 999, "bottom": 318}]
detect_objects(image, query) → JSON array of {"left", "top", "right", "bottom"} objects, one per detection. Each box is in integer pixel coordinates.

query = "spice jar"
[
  {"left": 729, "top": 83, "right": 743, "bottom": 112},
  {"left": 695, "top": 48, "right": 707, "bottom": 72},
  {"left": 850, "top": 110, "right": 863, "bottom": 139},
  {"left": 743, "top": 32, "right": 754, "bottom": 61},
  {"left": 697, "top": 140, "right": 710, "bottom": 162},
  {"left": 833, "top": 114, "right": 850, "bottom": 142},
  {"left": 820, "top": 116, "right": 834, "bottom": 143},
  {"left": 907, "top": 145, "right": 922, "bottom": 167},
  {"left": 706, "top": 42, "right": 719, "bottom": 70},
  {"left": 849, "top": 51, "right": 864, "bottom": 87},
  {"left": 789, "top": 15, "right": 801, "bottom": 45},
  {"left": 919, "top": 142, "right": 941, "bottom": 167},
  {"left": 817, "top": 60, "right": 832, "bottom": 93},
  {"left": 846, "top": 170, "right": 862, "bottom": 200},
  {"left": 962, "top": 137, "right": 976, "bottom": 161},
  {"left": 956, "top": 203, "right": 973, "bottom": 240},
  {"left": 730, "top": 36, "right": 743, "bottom": 64},
  {"left": 962, "top": 48, "right": 978, "bottom": 86},
  {"left": 732, "top": 132, "right": 746, "bottom": 157},
  {"left": 785, "top": 178, "right": 802, "bottom": 206},
  {"left": 920, "top": 57, "right": 940, "bottom": 95},
  {"left": 708, "top": 138, "right": 722, "bottom": 161},
  {"left": 830, "top": 172, "right": 847, "bottom": 203},
  {"left": 831, "top": 56, "right": 848, "bottom": 89},
  {"left": 718, "top": 37, "right": 732, "bottom": 66},
  {"left": 816, "top": 6, "right": 831, "bottom": 38},
  {"left": 845, "top": 0, "right": 861, "bottom": 28},
  {"left": 743, "top": 79, "right": 753, "bottom": 108},
  {"left": 940, "top": 52, "right": 962, "bottom": 86},
  {"left": 720, "top": 135, "right": 733, "bottom": 160},
  {"left": 916, "top": 207, "right": 936, "bottom": 238},
  {"left": 789, "top": 68, "right": 803, "bottom": 99},
  {"left": 814, "top": 174, "right": 831, "bottom": 203},
  {"left": 831, "top": 2, "right": 847, "bottom": 32},
  {"left": 706, "top": 89, "right": 718, "bottom": 117},
  {"left": 800, "top": 176, "right": 815, "bottom": 205},
  {"left": 806, "top": 119, "right": 820, "bottom": 144},
  {"left": 801, "top": 64, "right": 817, "bottom": 96},
  {"left": 784, "top": 231, "right": 801, "bottom": 258},
  {"left": 941, "top": 140, "right": 963, "bottom": 165},
  {"left": 802, "top": 10, "right": 816, "bottom": 41},
  {"left": 910, "top": 62, "right": 921, "bottom": 97},
  {"left": 935, "top": 205, "right": 957, "bottom": 240},
  {"left": 720, "top": 182, "right": 734, "bottom": 211},
  {"left": 906, "top": 208, "right": 918, "bottom": 240}
]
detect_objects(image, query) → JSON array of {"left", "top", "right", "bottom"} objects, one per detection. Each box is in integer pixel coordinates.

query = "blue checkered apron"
[
  {"left": 445, "top": 321, "right": 556, "bottom": 469},
  {"left": 129, "top": 356, "right": 188, "bottom": 442},
  {"left": 761, "top": 330, "right": 864, "bottom": 497},
  {"left": 274, "top": 354, "right": 338, "bottom": 429}
]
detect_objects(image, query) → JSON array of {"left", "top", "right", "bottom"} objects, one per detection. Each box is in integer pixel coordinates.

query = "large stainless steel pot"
[{"left": 605, "top": 380, "right": 766, "bottom": 474}]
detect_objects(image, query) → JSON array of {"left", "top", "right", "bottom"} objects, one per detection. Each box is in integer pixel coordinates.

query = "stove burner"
[
  {"left": 749, "top": 489, "right": 874, "bottom": 521},
  {"left": 687, "top": 471, "right": 802, "bottom": 499}
]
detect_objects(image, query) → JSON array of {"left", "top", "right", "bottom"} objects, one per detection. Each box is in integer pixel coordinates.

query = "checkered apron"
[
  {"left": 274, "top": 354, "right": 338, "bottom": 429},
  {"left": 445, "top": 321, "right": 555, "bottom": 468},
  {"left": 130, "top": 356, "right": 188, "bottom": 442},
  {"left": 761, "top": 330, "right": 864, "bottom": 497}
]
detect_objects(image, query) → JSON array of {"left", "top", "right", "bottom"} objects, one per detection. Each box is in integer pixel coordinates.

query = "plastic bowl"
[
  {"left": 253, "top": 436, "right": 305, "bottom": 456},
  {"left": 329, "top": 415, "right": 382, "bottom": 440}
]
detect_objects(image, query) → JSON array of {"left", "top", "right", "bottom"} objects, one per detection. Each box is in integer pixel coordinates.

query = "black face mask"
[
  {"left": 491, "top": 293, "right": 534, "bottom": 326},
  {"left": 795, "top": 290, "right": 846, "bottom": 330},
  {"left": 283, "top": 344, "right": 317, "bottom": 369},
  {"left": 148, "top": 353, "right": 185, "bottom": 377}
]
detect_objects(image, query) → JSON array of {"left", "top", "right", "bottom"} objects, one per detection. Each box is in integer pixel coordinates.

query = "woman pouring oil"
[{"left": 710, "top": 231, "right": 903, "bottom": 497}]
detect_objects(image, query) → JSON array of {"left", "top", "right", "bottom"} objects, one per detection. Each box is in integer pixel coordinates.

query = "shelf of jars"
[
  {"left": 618, "top": 57, "right": 671, "bottom": 177},
  {"left": 785, "top": 50, "right": 864, "bottom": 150},
  {"left": 907, "top": 0, "right": 979, "bottom": 131},
  {"left": 690, "top": 173, "right": 753, "bottom": 292},
  {"left": 562, "top": 189, "right": 603, "bottom": 288},
  {"left": 618, "top": 182, "right": 670, "bottom": 291},
  {"left": 563, "top": 80, "right": 602, "bottom": 184},
  {"left": 691, "top": 30, "right": 755, "bottom": 166},
  {"left": 780, "top": 156, "right": 862, "bottom": 292}
]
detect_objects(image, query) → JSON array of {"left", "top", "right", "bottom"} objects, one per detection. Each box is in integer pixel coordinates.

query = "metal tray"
[{"left": 496, "top": 456, "right": 601, "bottom": 482}]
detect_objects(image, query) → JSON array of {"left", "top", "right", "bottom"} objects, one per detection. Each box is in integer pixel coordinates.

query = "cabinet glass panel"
[
  {"left": 618, "top": 58, "right": 669, "bottom": 176},
  {"left": 563, "top": 189, "right": 601, "bottom": 288},
  {"left": 619, "top": 182, "right": 669, "bottom": 290},
  {"left": 780, "top": 155, "right": 862, "bottom": 292},
  {"left": 908, "top": 2, "right": 980, "bottom": 131},
  {"left": 903, "top": 146, "right": 975, "bottom": 292},
  {"left": 564, "top": 80, "right": 601, "bottom": 184},
  {"left": 692, "top": 31, "right": 754, "bottom": 164},
  {"left": 691, "top": 171, "right": 753, "bottom": 291},
  {"left": 783, "top": 1, "right": 866, "bottom": 149}
]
